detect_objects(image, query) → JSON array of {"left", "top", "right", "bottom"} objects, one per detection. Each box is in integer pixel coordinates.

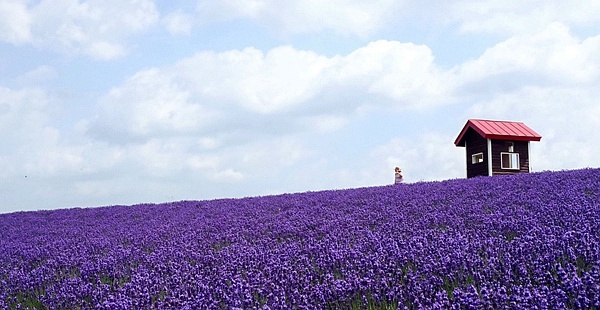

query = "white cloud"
[
  {"left": 162, "top": 11, "right": 193, "bottom": 35},
  {"left": 196, "top": 0, "right": 266, "bottom": 19},
  {"left": 306, "top": 115, "right": 349, "bottom": 132},
  {"left": 457, "top": 22, "right": 600, "bottom": 171},
  {"left": 0, "top": 0, "right": 31, "bottom": 44},
  {"left": 369, "top": 133, "right": 464, "bottom": 185},
  {"left": 448, "top": 0, "right": 600, "bottom": 35},
  {"left": 193, "top": 1, "right": 599, "bottom": 39},
  {"left": 210, "top": 168, "right": 244, "bottom": 182},
  {"left": 0, "top": 0, "right": 159, "bottom": 59},
  {"left": 15, "top": 65, "right": 58, "bottom": 86},
  {"left": 456, "top": 22, "right": 600, "bottom": 102},
  {"left": 2, "top": 10, "right": 599, "bottom": 213},
  {"left": 89, "top": 41, "right": 448, "bottom": 143},
  {"left": 239, "top": 137, "right": 313, "bottom": 171},
  {"left": 0, "top": 85, "right": 133, "bottom": 211},
  {"left": 0, "top": 87, "right": 49, "bottom": 142},
  {"left": 196, "top": 0, "right": 401, "bottom": 37},
  {"left": 464, "top": 86, "right": 600, "bottom": 172},
  {"left": 313, "top": 22, "right": 600, "bottom": 187},
  {"left": 174, "top": 46, "right": 330, "bottom": 114},
  {"left": 0, "top": 88, "right": 108, "bottom": 179},
  {"left": 457, "top": 22, "right": 600, "bottom": 89},
  {"left": 80, "top": 39, "right": 451, "bottom": 202},
  {"left": 89, "top": 68, "right": 222, "bottom": 141},
  {"left": 337, "top": 41, "right": 454, "bottom": 108}
]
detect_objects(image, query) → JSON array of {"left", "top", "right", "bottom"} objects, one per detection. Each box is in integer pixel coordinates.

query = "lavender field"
[{"left": 1, "top": 169, "right": 599, "bottom": 309}]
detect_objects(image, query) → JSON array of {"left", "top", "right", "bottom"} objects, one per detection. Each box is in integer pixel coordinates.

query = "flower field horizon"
[{"left": 1, "top": 168, "right": 599, "bottom": 309}]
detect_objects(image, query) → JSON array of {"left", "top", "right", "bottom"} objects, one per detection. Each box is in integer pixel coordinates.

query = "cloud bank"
[{"left": 0, "top": 1, "right": 599, "bottom": 213}]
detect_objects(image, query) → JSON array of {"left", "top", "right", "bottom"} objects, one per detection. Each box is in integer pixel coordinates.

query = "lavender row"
[{"left": 1, "top": 168, "right": 599, "bottom": 309}]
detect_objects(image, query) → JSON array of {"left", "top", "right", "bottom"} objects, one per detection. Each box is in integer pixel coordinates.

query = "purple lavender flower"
[{"left": 0, "top": 168, "right": 599, "bottom": 308}]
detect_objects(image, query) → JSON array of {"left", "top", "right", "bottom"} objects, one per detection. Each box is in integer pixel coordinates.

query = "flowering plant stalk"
[{"left": 1, "top": 168, "right": 599, "bottom": 309}]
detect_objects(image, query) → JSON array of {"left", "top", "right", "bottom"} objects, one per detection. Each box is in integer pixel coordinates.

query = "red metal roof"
[{"left": 454, "top": 119, "right": 542, "bottom": 146}]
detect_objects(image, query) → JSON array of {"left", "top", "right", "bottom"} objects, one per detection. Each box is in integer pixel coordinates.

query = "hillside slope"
[{"left": 1, "top": 168, "right": 599, "bottom": 309}]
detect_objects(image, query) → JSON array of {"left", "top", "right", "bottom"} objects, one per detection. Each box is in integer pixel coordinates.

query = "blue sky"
[{"left": 1, "top": 0, "right": 599, "bottom": 213}]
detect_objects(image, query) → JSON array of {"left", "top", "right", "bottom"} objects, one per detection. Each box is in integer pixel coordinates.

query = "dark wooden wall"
[
  {"left": 465, "top": 129, "right": 489, "bottom": 178},
  {"left": 491, "top": 140, "right": 530, "bottom": 176}
]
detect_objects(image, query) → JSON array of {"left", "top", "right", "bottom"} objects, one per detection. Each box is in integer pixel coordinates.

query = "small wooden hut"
[{"left": 454, "top": 119, "right": 542, "bottom": 178}]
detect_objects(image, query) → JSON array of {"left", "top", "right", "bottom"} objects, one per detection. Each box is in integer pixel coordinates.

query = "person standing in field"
[{"left": 394, "top": 167, "right": 403, "bottom": 184}]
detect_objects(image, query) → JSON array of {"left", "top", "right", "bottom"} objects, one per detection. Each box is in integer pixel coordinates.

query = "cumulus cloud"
[
  {"left": 83, "top": 24, "right": 600, "bottom": 199},
  {"left": 321, "top": 22, "right": 600, "bottom": 187},
  {"left": 457, "top": 23, "right": 600, "bottom": 90},
  {"left": 88, "top": 40, "right": 449, "bottom": 144},
  {"left": 0, "top": 85, "right": 136, "bottom": 211},
  {"left": 73, "top": 39, "right": 455, "bottom": 206},
  {"left": 0, "top": 86, "right": 75, "bottom": 209},
  {"left": 337, "top": 41, "right": 454, "bottom": 108},
  {"left": 0, "top": 0, "right": 31, "bottom": 44},
  {"left": 196, "top": 0, "right": 402, "bottom": 37},
  {"left": 0, "top": 0, "right": 159, "bottom": 59},
  {"left": 191, "top": 0, "right": 599, "bottom": 39},
  {"left": 15, "top": 65, "right": 58, "bottom": 86},
  {"left": 89, "top": 68, "right": 220, "bottom": 141},
  {"left": 175, "top": 46, "right": 331, "bottom": 114},
  {"left": 2, "top": 8, "right": 599, "bottom": 213},
  {"left": 0, "top": 87, "right": 44, "bottom": 180},
  {"left": 369, "top": 133, "right": 464, "bottom": 184},
  {"left": 447, "top": 0, "right": 600, "bottom": 35},
  {"left": 457, "top": 22, "right": 600, "bottom": 108},
  {"left": 162, "top": 11, "right": 193, "bottom": 35},
  {"left": 457, "top": 22, "right": 600, "bottom": 172},
  {"left": 464, "top": 86, "right": 600, "bottom": 172}
]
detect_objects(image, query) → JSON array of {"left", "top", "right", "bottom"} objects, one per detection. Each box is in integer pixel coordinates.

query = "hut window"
[
  {"left": 501, "top": 152, "right": 519, "bottom": 170},
  {"left": 471, "top": 153, "right": 484, "bottom": 164}
]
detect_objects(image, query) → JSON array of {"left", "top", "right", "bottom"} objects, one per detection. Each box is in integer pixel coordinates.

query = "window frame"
[
  {"left": 471, "top": 152, "right": 484, "bottom": 164},
  {"left": 500, "top": 152, "right": 520, "bottom": 170}
]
